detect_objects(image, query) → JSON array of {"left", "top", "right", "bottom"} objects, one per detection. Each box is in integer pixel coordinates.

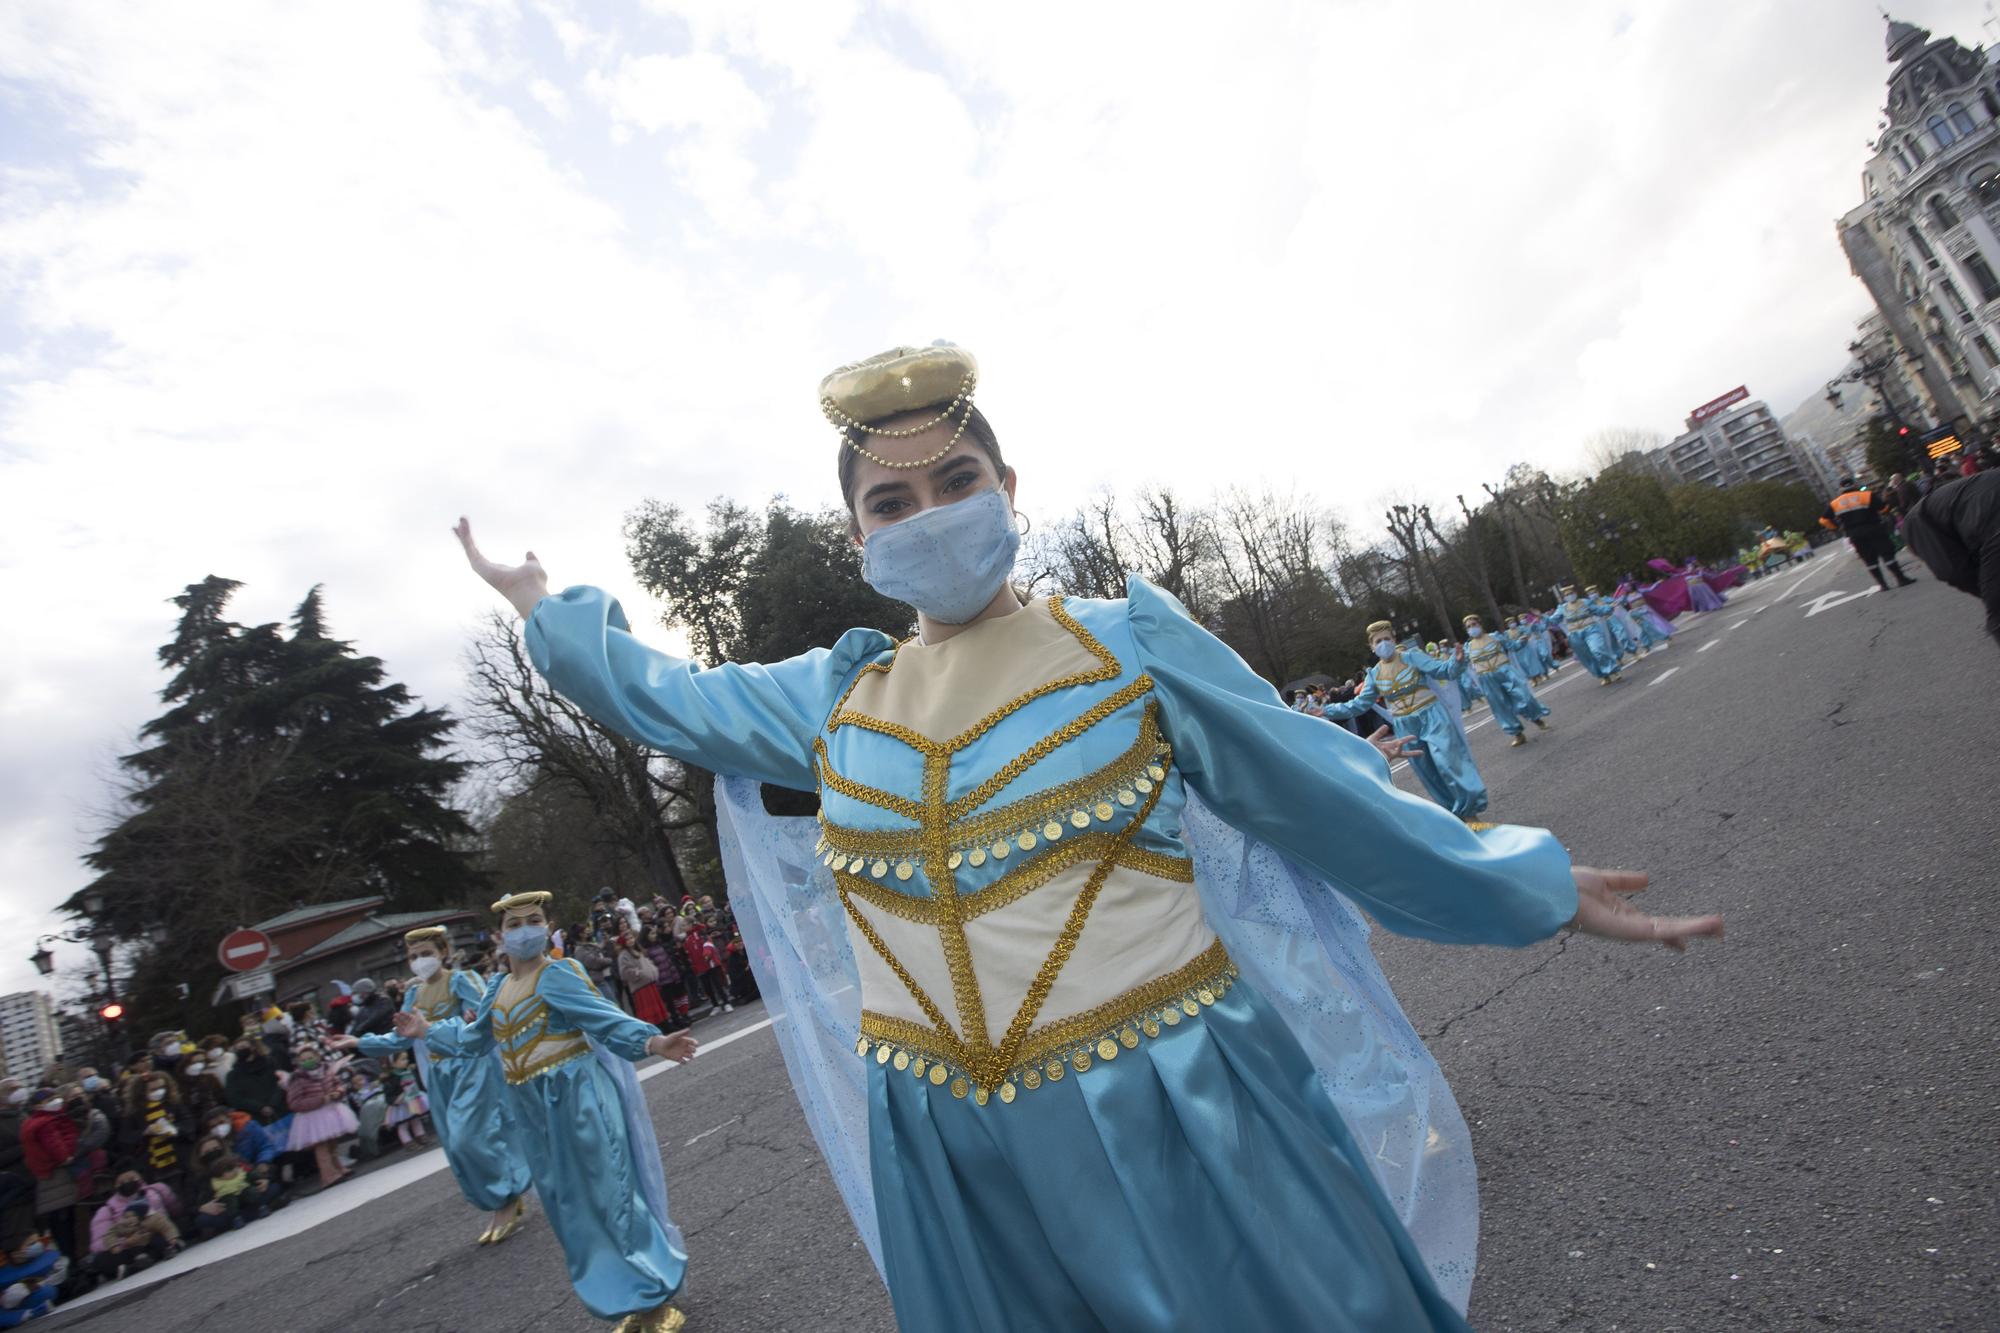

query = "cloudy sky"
[{"left": 1, "top": 0, "right": 1988, "bottom": 997}]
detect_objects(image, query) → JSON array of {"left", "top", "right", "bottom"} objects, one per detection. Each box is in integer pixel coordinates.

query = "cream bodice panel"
[{"left": 812, "top": 598, "right": 1233, "bottom": 1104}]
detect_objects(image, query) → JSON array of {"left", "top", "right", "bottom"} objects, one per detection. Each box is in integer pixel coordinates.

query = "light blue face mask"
[
  {"left": 1373, "top": 640, "right": 1396, "bottom": 660},
  {"left": 502, "top": 924, "right": 549, "bottom": 960},
  {"left": 861, "top": 487, "right": 1020, "bottom": 625}
]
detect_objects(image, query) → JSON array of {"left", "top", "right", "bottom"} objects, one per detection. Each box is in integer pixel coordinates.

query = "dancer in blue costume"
[
  {"left": 396, "top": 894, "right": 698, "bottom": 1332},
  {"left": 1462, "top": 615, "right": 1550, "bottom": 747},
  {"left": 450, "top": 343, "right": 1722, "bottom": 1333},
  {"left": 329, "top": 927, "right": 534, "bottom": 1245},
  {"left": 1591, "top": 585, "right": 1640, "bottom": 660},
  {"left": 1621, "top": 587, "right": 1672, "bottom": 650},
  {"left": 1322, "top": 625, "right": 1487, "bottom": 818},
  {"left": 1552, "top": 585, "right": 1623, "bottom": 685},
  {"left": 1520, "top": 611, "right": 1557, "bottom": 680}
]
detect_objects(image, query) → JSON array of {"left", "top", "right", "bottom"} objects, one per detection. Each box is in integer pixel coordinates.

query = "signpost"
[{"left": 217, "top": 928, "right": 275, "bottom": 973}]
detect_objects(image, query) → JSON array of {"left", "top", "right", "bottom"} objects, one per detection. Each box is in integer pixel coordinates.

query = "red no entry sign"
[{"left": 218, "top": 928, "right": 275, "bottom": 973}]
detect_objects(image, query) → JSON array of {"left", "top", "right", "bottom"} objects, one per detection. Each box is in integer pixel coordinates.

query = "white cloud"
[{"left": 2, "top": 0, "right": 1988, "bottom": 992}]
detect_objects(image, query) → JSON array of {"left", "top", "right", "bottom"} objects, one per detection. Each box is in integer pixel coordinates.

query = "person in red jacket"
[
  {"left": 21, "top": 1086, "right": 92, "bottom": 1260},
  {"left": 681, "top": 923, "right": 731, "bottom": 1014}
]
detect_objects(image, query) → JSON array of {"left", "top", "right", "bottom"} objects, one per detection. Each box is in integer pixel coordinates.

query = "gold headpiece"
[
  {"left": 489, "top": 891, "right": 553, "bottom": 915},
  {"left": 1584, "top": 584, "right": 1600, "bottom": 594},
  {"left": 403, "top": 926, "right": 449, "bottom": 948},
  {"left": 1561, "top": 584, "right": 1578, "bottom": 596},
  {"left": 1462, "top": 614, "right": 1483, "bottom": 627},
  {"left": 1365, "top": 620, "right": 1394, "bottom": 640},
  {"left": 819, "top": 343, "right": 979, "bottom": 471}
]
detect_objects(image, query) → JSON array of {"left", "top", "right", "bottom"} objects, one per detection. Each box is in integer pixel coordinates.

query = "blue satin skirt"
[
  {"left": 1473, "top": 666, "right": 1550, "bottom": 735},
  {"left": 427, "top": 1052, "right": 532, "bottom": 1212},
  {"left": 868, "top": 979, "right": 1471, "bottom": 1333},
  {"left": 505, "top": 1056, "right": 686, "bottom": 1320},
  {"left": 1396, "top": 704, "right": 1488, "bottom": 819}
]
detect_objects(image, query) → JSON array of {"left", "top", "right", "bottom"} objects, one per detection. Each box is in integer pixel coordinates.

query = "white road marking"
[
  {"left": 1730, "top": 619, "right": 1749, "bottom": 630},
  {"left": 1648, "top": 667, "right": 1681, "bottom": 687},
  {"left": 1754, "top": 606, "right": 1767, "bottom": 615},
  {"left": 684, "top": 1115, "right": 741, "bottom": 1146},
  {"left": 1698, "top": 640, "right": 1720, "bottom": 653},
  {"left": 1777, "top": 555, "right": 1843, "bottom": 601},
  {"left": 63, "top": 1013, "right": 780, "bottom": 1309},
  {"left": 1803, "top": 587, "right": 1879, "bottom": 618}
]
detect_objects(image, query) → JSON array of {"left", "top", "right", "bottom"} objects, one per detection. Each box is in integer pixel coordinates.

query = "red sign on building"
[
  {"left": 217, "top": 928, "right": 275, "bottom": 973},
  {"left": 1688, "top": 386, "right": 1750, "bottom": 425}
]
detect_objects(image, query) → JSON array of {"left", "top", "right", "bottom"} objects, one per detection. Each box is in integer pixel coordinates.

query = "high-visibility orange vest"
[{"left": 1829, "top": 489, "right": 1872, "bottom": 514}]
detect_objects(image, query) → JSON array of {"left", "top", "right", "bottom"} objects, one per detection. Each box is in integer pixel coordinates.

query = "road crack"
[{"left": 1422, "top": 932, "right": 1573, "bottom": 1043}]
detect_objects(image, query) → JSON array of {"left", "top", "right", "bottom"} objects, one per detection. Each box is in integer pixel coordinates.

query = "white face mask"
[
  {"left": 4, "top": 1089, "right": 25, "bottom": 1107},
  {"left": 211, "top": 1124, "right": 230, "bottom": 1139},
  {"left": 147, "top": 1089, "right": 166, "bottom": 1102},
  {"left": 39, "top": 1098, "right": 63, "bottom": 1113},
  {"left": 410, "top": 956, "right": 442, "bottom": 981},
  {"left": 185, "top": 1063, "right": 205, "bottom": 1076}
]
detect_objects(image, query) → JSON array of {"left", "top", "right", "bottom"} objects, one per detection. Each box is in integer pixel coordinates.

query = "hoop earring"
[{"left": 1015, "top": 512, "right": 1032, "bottom": 537}]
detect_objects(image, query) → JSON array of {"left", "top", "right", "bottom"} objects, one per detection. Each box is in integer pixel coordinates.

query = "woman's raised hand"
[
  {"left": 1569, "top": 866, "right": 1724, "bottom": 952},
  {"left": 391, "top": 1009, "right": 431, "bottom": 1040},
  {"left": 453, "top": 517, "right": 549, "bottom": 620}
]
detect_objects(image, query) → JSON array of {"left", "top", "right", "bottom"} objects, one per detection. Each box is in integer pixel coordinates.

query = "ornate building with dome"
[{"left": 1838, "top": 16, "right": 2000, "bottom": 441}]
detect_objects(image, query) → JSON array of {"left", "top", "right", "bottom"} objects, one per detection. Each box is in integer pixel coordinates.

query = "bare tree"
[
  {"left": 1128, "top": 486, "right": 1220, "bottom": 618},
  {"left": 1383, "top": 504, "right": 1454, "bottom": 635},
  {"left": 1581, "top": 426, "right": 1668, "bottom": 475},
  {"left": 462, "top": 611, "right": 699, "bottom": 900},
  {"left": 1022, "top": 489, "right": 1131, "bottom": 599}
]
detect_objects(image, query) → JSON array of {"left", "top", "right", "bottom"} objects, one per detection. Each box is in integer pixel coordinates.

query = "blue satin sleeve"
[
  {"left": 1402, "top": 645, "right": 1464, "bottom": 683},
  {"left": 354, "top": 990, "right": 417, "bottom": 1056},
  {"left": 1125, "top": 577, "right": 1577, "bottom": 946},
  {"left": 449, "top": 969, "right": 487, "bottom": 1013},
  {"left": 540, "top": 959, "right": 659, "bottom": 1062},
  {"left": 422, "top": 979, "right": 499, "bottom": 1057},
  {"left": 1319, "top": 672, "right": 1379, "bottom": 719},
  {"left": 525, "top": 585, "right": 896, "bottom": 791}
]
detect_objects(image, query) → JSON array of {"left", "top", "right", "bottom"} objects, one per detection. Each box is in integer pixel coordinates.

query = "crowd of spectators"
[{"left": 0, "top": 888, "right": 756, "bottom": 1321}]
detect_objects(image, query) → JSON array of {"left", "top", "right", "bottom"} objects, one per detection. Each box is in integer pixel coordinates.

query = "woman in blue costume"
[
  {"left": 1461, "top": 614, "right": 1550, "bottom": 748},
  {"left": 1620, "top": 587, "right": 1672, "bottom": 650},
  {"left": 393, "top": 894, "right": 699, "bottom": 1332},
  {"left": 451, "top": 343, "right": 1722, "bottom": 1333},
  {"left": 1551, "top": 584, "right": 1623, "bottom": 685},
  {"left": 1523, "top": 610, "right": 1557, "bottom": 679},
  {"left": 328, "top": 927, "right": 534, "bottom": 1245},
  {"left": 1322, "top": 623, "right": 1487, "bottom": 817}
]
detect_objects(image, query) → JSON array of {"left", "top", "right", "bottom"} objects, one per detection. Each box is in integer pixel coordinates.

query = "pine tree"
[{"left": 70, "top": 578, "right": 484, "bottom": 1033}]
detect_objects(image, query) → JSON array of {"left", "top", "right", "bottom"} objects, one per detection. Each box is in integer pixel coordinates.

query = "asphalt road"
[{"left": 51, "top": 555, "right": 1999, "bottom": 1332}]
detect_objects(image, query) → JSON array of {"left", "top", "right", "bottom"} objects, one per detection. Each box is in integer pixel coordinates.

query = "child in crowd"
[
  {"left": 0, "top": 1231, "right": 68, "bottom": 1326},
  {"left": 381, "top": 1054, "right": 428, "bottom": 1147},
  {"left": 281, "top": 1041, "right": 355, "bottom": 1188}
]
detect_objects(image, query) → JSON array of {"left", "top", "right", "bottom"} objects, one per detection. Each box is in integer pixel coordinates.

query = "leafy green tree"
[{"left": 73, "top": 579, "right": 483, "bottom": 1036}]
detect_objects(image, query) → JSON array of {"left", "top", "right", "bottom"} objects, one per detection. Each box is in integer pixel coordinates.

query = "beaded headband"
[
  {"left": 1365, "top": 620, "right": 1394, "bottom": 640},
  {"left": 403, "top": 926, "right": 449, "bottom": 947},
  {"left": 819, "top": 343, "right": 980, "bottom": 471},
  {"left": 490, "top": 891, "right": 552, "bottom": 915}
]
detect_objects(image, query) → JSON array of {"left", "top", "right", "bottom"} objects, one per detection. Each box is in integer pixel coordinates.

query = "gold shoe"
[
  {"left": 475, "top": 1220, "right": 496, "bottom": 1245},
  {"left": 1509, "top": 734, "right": 1525, "bottom": 747},
  {"left": 486, "top": 1196, "right": 529, "bottom": 1246},
  {"left": 614, "top": 1306, "right": 687, "bottom": 1333}
]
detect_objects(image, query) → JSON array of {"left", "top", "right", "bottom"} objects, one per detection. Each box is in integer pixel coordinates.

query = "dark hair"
[{"left": 836, "top": 403, "right": 1007, "bottom": 517}]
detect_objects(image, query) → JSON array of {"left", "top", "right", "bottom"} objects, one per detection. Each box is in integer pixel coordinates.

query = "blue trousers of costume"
[
  {"left": 1472, "top": 666, "right": 1549, "bottom": 735},
  {"left": 1568, "top": 627, "right": 1619, "bottom": 679},
  {"left": 1391, "top": 703, "right": 1487, "bottom": 818}
]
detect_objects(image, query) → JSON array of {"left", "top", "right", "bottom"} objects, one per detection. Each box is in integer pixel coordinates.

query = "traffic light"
[
  {"left": 1898, "top": 426, "right": 1911, "bottom": 436},
  {"left": 98, "top": 1001, "right": 124, "bottom": 1043}
]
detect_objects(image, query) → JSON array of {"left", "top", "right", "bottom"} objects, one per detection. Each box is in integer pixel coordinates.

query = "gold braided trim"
[
  {"left": 815, "top": 705, "right": 1170, "bottom": 873},
  {"left": 835, "top": 869, "right": 938, "bottom": 924},
  {"left": 838, "top": 879, "right": 959, "bottom": 1045},
  {"left": 1388, "top": 698, "right": 1436, "bottom": 718},
  {"left": 492, "top": 998, "right": 549, "bottom": 1043},
  {"left": 833, "top": 837, "right": 1194, "bottom": 927},
  {"left": 814, "top": 739, "right": 924, "bottom": 821},
  {"left": 827, "top": 596, "right": 1121, "bottom": 754},
  {"left": 856, "top": 940, "right": 1238, "bottom": 1106},
  {"left": 502, "top": 1037, "right": 591, "bottom": 1086},
  {"left": 988, "top": 777, "right": 1166, "bottom": 1081},
  {"left": 925, "top": 750, "right": 988, "bottom": 1054},
  {"left": 948, "top": 676, "right": 1154, "bottom": 818}
]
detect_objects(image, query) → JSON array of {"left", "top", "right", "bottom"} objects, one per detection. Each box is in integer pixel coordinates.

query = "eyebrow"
[{"left": 859, "top": 453, "right": 981, "bottom": 506}]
